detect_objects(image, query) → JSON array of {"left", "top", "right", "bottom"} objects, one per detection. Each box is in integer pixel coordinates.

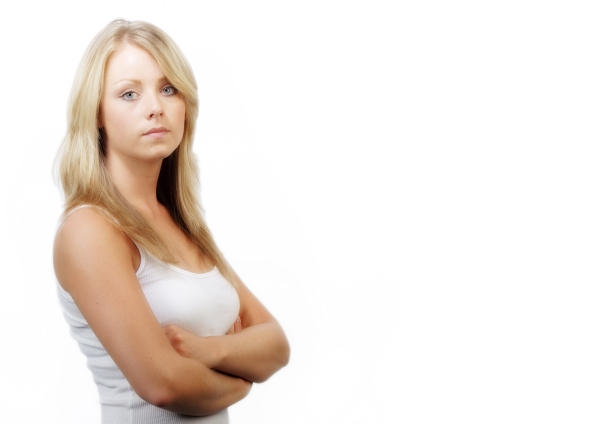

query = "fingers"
[
  {"left": 226, "top": 316, "right": 242, "bottom": 335},
  {"left": 164, "top": 325, "right": 180, "bottom": 344},
  {"left": 164, "top": 324, "right": 178, "bottom": 339}
]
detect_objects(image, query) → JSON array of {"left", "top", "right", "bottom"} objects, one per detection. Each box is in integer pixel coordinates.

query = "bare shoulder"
[
  {"left": 53, "top": 207, "right": 184, "bottom": 403},
  {"left": 54, "top": 207, "right": 139, "bottom": 293}
]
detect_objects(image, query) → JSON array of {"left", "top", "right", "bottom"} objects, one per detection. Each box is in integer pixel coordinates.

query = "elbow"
[
  {"left": 132, "top": 376, "right": 197, "bottom": 414},
  {"left": 136, "top": 369, "right": 243, "bottom": 416},
  {"left": 149, "top": 393, "right": 177, "bottom": 411},
  {"left": 138, "top": 385, "right": 176, "bottom": 410},
  {"left": 140, "top": 385, "right": 218, "bottom": 416},
  {"left": 279, "top": 337, "right": 291, "bottom": 369},
  {"left": 268, "top": 332, "right": 291, "bottom": 376},
  {"left": 255, "top": 336, "right": 291, "bottom": 383},
  {"left": 134, "top": 374, "right": 187, "bottom": 411},
  {"left": 125, "top": 363, "right": 181, "bottom": 409}
]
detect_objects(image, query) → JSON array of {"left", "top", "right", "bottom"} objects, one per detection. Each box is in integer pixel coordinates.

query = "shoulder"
[
  {"left": 54, "top": 206, "right": 139, "bottom": 293},
  {"left": 55, "top": 206, "right": 127, "bottom": 253}
]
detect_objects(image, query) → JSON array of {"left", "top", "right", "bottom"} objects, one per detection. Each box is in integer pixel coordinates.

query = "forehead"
[{"left": 104, "top": 43, "right": 165, "bottom": 84}]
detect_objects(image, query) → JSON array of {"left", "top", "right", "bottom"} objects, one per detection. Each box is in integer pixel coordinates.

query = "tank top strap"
[
  {"left": 66, "top": 204, "right": 119, "bottom": 225},
  {"left": 66, "top": 204, "right": 95, "bottom": 216},
  {"left": 66, "top": 204, "right": 146, "bottom": 272}
]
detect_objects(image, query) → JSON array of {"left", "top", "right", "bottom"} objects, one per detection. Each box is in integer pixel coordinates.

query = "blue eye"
[
  {"left": 162, "top": 85, "right": 177, "bottom": 95},
  {"left": 121, "top": 91, "right": 137, "bottom": 100}
]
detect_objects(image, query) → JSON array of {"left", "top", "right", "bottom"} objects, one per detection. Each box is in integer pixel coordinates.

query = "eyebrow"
[{"left": 113, "top": 77, "right": 170, "bottom": 86}]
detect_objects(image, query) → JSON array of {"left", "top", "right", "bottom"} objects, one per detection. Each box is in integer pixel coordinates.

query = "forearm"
[
  {"left": 147, "top": 356, "right": 251, "bottom": 416},
  {"left": 163, "top": 277, "right": 291, "bottom": 383},
  {"left": 204, "top": 322, "right": 290, "bottom": 383}
]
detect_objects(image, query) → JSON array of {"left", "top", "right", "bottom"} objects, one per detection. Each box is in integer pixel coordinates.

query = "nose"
[{"left": 147, "top": 94, "right": 164, "bottom": 119}]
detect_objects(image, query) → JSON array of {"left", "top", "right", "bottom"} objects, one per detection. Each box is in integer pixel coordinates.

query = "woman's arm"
[
  {"left": 164, "top": 274, "right": 290, "bottom": 383},
  {"left": 54, "top": 208, "right": 251, "bottom": 415}
]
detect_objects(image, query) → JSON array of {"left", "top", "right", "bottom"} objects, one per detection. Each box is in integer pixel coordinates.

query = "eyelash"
[
  {"left": 121, "top": 90, "right": 137, "bottom": 100},
  {"left": 162, "top": 85, "right": 178, "bottom": 95},
  {"left": 120, "top": 85, "right": 178, "bottom": 100}
]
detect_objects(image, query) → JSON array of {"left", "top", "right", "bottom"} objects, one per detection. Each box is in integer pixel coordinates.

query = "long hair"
[{"left": 55, "top": 19, "right": 235, "bottom": 283}]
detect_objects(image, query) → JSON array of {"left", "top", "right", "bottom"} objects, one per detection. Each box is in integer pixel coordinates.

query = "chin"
[{"left": 147, "top": 142, "right": 181, "bottom": 161}]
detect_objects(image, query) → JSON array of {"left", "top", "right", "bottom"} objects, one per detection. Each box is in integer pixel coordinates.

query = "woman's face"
[{"left": 99, "top": 43, "right": 185, "bottom": 166}]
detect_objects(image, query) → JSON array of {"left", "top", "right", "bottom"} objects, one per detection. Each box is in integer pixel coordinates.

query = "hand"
[
  {"left": 227, "top": 316, "right": 242, "bottom": 335},
  {"left": 164, "top": 325, "right": 219, "bottom": 368},
  {"left": 164, "top": 318, "right": 242, "bottom": 369},
  {"left": 163, "top": 324, "right": 194, "bottom": 358}
]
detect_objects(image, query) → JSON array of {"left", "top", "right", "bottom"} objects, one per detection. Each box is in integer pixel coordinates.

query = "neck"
[{"left": 105, "top": 153, "right": 164, "bottom": 216}]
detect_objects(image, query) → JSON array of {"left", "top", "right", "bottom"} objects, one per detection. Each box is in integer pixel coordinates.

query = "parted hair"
[{"left": 55, "top": 19, "right": 235, "bottom": 283}]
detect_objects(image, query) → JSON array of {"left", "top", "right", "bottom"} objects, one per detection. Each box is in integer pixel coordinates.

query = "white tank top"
[{"left": 57, "top": 207, "right": 240, "bottom": 423}]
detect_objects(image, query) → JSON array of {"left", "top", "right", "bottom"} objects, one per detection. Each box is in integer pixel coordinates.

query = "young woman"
[{"left": 54, "top": 19, "right": 289, "bottom": 423}]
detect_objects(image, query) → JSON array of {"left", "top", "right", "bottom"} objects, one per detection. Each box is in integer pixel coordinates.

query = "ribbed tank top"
[{"left": 56, "top": 207, "right": 240, "bottom": 423}]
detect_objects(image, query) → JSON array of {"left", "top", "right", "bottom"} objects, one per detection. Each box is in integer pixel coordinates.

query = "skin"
[{"left": 54, "top": 43, "right": 289, "bottom": 416}]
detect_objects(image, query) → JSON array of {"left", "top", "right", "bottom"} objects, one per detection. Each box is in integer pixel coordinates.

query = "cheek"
[
  {"left": 103, "top": 117, "right": 123, "bottom": 143},
  {"left": 102, "top": 105, "right": 134, "bottom": 137},
  {"left": 176, "top": 100, "right": 186, "bottom": 122},
  {"left": 174, "top": 103, "right": 186, "bottom": 136}
]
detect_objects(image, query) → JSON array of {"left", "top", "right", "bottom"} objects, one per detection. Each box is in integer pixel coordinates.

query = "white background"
[{"left": 1, "top": 1, "right": 599, "bottom": 423}]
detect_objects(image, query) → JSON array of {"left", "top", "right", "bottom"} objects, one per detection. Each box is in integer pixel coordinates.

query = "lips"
[{"left": 144, "top": 127, "right": 169, "bottom": 135}]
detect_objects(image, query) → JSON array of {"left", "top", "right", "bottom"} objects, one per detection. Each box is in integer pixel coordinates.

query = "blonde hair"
[{"left": 55, "top": 19, "right": 235, "bottom": 283}]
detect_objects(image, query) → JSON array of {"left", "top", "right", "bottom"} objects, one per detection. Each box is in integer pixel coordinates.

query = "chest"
[
  {"left": 137, "top": 254, "right": 240, "bottom": 337},
  {"left": 151, "top": 209, "right": 214, "bottom": 273}
]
